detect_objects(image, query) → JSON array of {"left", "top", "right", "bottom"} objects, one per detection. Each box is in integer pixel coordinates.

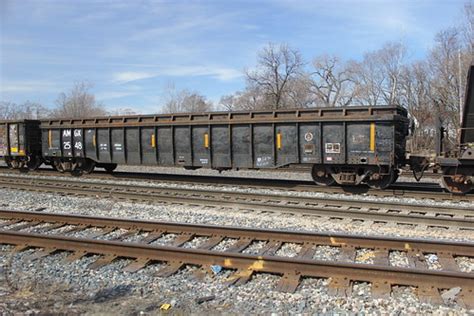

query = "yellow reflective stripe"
[
  {"left": 370, "top": 123, "right": 376, "bottom": 152},
  {"left": 151, "top": 134, "right": 156, "bottom": 148},
  {"left": 204, "top": 133, "right": 209, "bottom": 148},
  {"left": 93, "top": 134, "right": 96, "bottom": 147},
  {"left": 277, "top": 132, "right": 282, "bottom": 150}
]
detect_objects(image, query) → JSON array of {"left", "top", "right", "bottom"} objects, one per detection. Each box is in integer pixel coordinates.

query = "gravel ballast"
[{"left": 0, "top": 179, "right": 473, "bottom": 314}]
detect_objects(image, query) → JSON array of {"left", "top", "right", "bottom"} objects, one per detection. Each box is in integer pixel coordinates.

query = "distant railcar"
[
  {"left": 0, "top": 120, "right": 42, "bottom": 170},
  {"left": 39, "top": 106, "right": 410, "bottom": 188},
  {"left": 435, "top": 64, "right": 474, "bottom": 193}
]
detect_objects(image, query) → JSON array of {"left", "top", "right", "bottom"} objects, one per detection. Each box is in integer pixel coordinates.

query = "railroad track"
[
  {"left": 0, "top": 166, "right": 472, "bottom": 203},
  {"left": 0, "top": 210, "right": 473, "bottom": 307},
  {"left": 0, "top": 174, "right": 473, "bottom": 231}
]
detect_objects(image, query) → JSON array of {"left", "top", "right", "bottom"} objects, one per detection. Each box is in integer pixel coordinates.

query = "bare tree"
[
  {"left": 246, "top": 43, "right": 305, "bottom": 109},
  {"left": 350, "top": 42, "right": 407, "bottom": 106},
  {"left": 399, "top": 61, "right": 436, "bottom": 152},
  {"left": 310, "top": 55, "right": 355, "bottom": 107},
  {"left": 0, "top": 101, "right": 49, "bottom": 119},
  {"left": 108, "top": 108, "right": 137, "bottom": 116},
  {"left": 379, "top": 42, "right": 407, "bottom": 104},
  {"left": 53, "top": 81, "right": 106, "bottom": 118},
  {"left": 463, "top": 2, "right": 474, "bottom": 54},
  {"left": 285, "top": 75, "right": 314, "bottom": 108},
  {"left": 428, "top": 28, "right": 470, "bottom": 146},
  {"left": 162, "top": 84, "right": 213, "bottom": 113},
  {"left": 349, "top": 55, "right": 385, "bottom": 106},
  {"left": 218, "top": 86, "right": 268, "bottom": 111}
]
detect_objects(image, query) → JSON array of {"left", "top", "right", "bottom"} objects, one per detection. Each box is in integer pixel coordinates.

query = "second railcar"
[
  {"left": 40, "top": 106, "right": 409, "bottom": 188},
  {"left": 436, "top": 63, "right": 474, "bottom": 193},
  {"left": 0, "top": 120, "right": 42, "bottom": 170}
]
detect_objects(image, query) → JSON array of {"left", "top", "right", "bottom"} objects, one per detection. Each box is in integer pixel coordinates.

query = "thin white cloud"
[
  {"left": 112, "top": 66, "right": 242, "bottom": 85},
  {"left": 0, "top": 80, "right": 59, "bottom": 93},
  {"left": 95, "top": 90, "right": 137, "bottom": 100},
  {"left": 112, "top": 71, "right": 156, "bottom": 84},
  {"left": 162, "top": 66, "right": 242, "bottom": 81},
  {"left": 274, "top": 0, "right": 428, "bottom": 37}
]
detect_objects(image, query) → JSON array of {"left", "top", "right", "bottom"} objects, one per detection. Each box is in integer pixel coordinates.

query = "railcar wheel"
[
  {"left": 27, "top": 156, "right": 42, "bottom": 171},
  {"left": 311, "top": 165, "right": 335, "bottom": 186},
  {"left": 103, "top": 163, "right": 117, "bottom": 173},
  {"left": 4, "top": 158, "right": 13, "bottom": 169},
  {"left": 392, "top": 170, "right": 400, "bottom": 183},
  {"left": 53, "top": 159, "right": 66, "bottom": 173},
  {"left": 441, "top": 170, "right": 472, "bottom": 194},
  {"left": 366, "top": 170, "right": 395, "bottom": 190},
  {"left": 81, "top": 159, "right": 95, "bottom": 174}
]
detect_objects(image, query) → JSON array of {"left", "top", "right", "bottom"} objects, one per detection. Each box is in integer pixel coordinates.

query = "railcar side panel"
[
  {"left": 232, "top": 125, "right": 252, "bottom": 169},
  {"left": 126, "top": 128, "right": 140, "bottom": 164},
  {"left": 192, "top": 126, "right": 210, "bottom": 167},
  {"left": 111, "top": 128, "right": 125, "bottom": 164},
  {"left": 157, "top": 126, "right": 173, "bottom": 166},
  {"left": 347, "top": 123, "right": 372, "bottom": 165},
  {"left": 73, "top": 129, "right": 84, "bottom": 158},
  {"left": 141, "top": 127, "right": 157, "bottom": 165},
  {"left": 97, "top": 128, "right": 111, "bottom": 163},
  {"left": 461, "top": 64, "right": 474, "bottom": 144},
  {"left": 174, "top": 126, "right": 191, "bottom": 166},
  {"left": 85, "top": 129, "right": 97, "bottom": 160},
  {"left": 276, "top": 123, "right": 297, "bottom": 166},
  {"left": 61, "top": 129, "right": 73, "bottom": 158},
  {"left": 322, "top": 123, "right": 345, "bottom": 164},
  {"left": 375, "top": 123, "right": 394, "bottom": 164},
  {"left": 9, "top": 124, "right": 19, "bottom": 156},
  {"left": 299, "top": 123, "right": 321, "bottom": 164},
  {"left": 44, "top": 129, "right": 61, "bottom": 157},
  {"left": 0, "top": 123, "right": 8, "bottom": 156},
  {"left": 211, "top": 125, "right": 231, "bottom": 168},
  {"left": 253, "top": 124, "right": 274, "bottom": 168}
]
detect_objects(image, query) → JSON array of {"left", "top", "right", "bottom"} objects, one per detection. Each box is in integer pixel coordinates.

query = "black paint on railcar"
[{"left": 38, "top": 106, "right": 409, "bottom": 188}]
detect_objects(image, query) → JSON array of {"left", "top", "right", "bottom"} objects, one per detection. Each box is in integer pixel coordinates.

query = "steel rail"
[
  {"left": 0, "top": 166, "right": 471, "bottom": 202},
  {"left": 0, "top": 176, "right": 473, "bottom": 230},
  {"left": 1, "top": 210, "right": 474, "bottom": 255},
  {"left": 0, "top": 211, "right": 474, "bottom": 307}
]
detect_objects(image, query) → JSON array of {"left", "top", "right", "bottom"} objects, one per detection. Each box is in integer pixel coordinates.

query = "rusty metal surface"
[
  {"left": 1, "top": 210, "right": 474, "bottom": 254},
  {"left": 461, "top": 64, "right": 474, "bottom": 144},
  {"left": 0, "top": 166, "right": 469, "bottom": 202},
  {"left": 0, "top": 175, "right": 472, "bottom": 230},
  {"left": 0, "top": 210, "right": 473, "bottom": 307},
  {"left": 40, "top": 106, "right": 408, "bottom": 128}
]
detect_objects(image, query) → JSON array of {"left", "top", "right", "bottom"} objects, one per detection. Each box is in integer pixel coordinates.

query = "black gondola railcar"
[
  {"left": 40, "top": 106, "right": 410, "bottom": 188},
  {"left": 0, "top": 120, "right": 42, "bottom": 170}
]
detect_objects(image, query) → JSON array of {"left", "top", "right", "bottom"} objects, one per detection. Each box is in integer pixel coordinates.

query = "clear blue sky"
[{"left": 0, "top": 0, "right": 469, "bottom": 113}]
